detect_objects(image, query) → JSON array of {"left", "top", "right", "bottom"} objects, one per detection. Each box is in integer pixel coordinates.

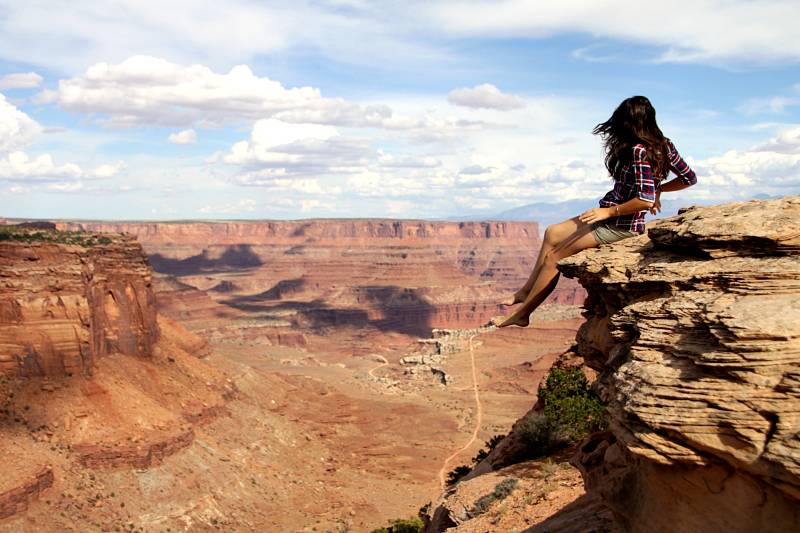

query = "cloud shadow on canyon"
[
  {"left": 148, "top": 244, "right": 263, "bottom": 275},
  {"left": 220, "top": 282, "right": 435, "bottom": 337}
]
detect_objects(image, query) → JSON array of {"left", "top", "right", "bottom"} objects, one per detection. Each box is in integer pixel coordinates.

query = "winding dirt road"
[
  {"left": 437, "top": 332, "right": 485, "bottom": 488},
  {"left": 368, "top": 354, "right": 389, "bottom": 378}
]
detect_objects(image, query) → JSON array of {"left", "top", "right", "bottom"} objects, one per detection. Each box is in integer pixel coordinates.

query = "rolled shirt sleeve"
[
  {"left": 667, "top": 140, "right": 697, "bottom": 185},
  {"left": 632, "top": 145, "right": 656, "bottom": 203}
]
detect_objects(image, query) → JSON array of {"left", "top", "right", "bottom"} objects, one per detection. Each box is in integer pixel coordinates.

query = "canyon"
[
  {"left": 5, "top": 198, "right": 796, "bottom": 532},
  {"left": 0, "top": 218, "right": 584, "bottom": 531}
]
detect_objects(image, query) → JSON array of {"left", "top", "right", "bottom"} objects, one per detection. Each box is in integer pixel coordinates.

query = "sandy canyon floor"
[{"left": 1, "top": 220, "right": 584, "bottom": 532}]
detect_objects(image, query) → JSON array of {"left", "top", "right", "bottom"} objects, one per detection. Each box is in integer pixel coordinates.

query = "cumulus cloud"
[
  {"left": 0, "top": 72, "right": 43, "bottom": 89},
  {"left": 223, "top": 118, "right": 449, "bottom": 193},
  {"left": 0, "top": 152, "right": 124, "bottom": 182},
  {"left": 754, "top": 126, "right": 800, "bottom": 154},
  {"left": 0, "top": 93, "right": 42, "bottom": 151},
  {"left": 168, "top": 128, "right": 198, "bottom": 144},
  {"left": 448, "top": 84, "right": 525, "bottom": 110},
  {"left": 48, "top": 56, "right": 427, "bottom": 130},
  {"left": 0, "top": 93, "right": 124, "bottom": 186}
]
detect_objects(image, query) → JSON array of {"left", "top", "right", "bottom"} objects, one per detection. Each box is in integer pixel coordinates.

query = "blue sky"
[{"left": 0, "top": 0, "right": 798, "bottom": 220}]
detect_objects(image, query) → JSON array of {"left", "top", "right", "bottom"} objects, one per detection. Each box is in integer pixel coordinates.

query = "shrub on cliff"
[
  {"left": 538, "top": 367, "right": 606, "bottom": 443},
  {"left": 445, "top": 433, "right": 507, "bottom": 486},
  {"left": 469, "top": 477, "right": 519, "bottom": 517},
  {"left": 370, "top": 516, "right": 424, "bottom": 533},
  {"left": 0, "top": 226, "right": 112, "bottom": 247},
  {"left": 515, "top": 368, "right": 606, "bottom": 459}
]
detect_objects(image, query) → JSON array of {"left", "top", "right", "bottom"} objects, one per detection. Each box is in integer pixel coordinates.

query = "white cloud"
[
  {"left": 753, "top": 126, "right": 800, "bottom": 154},
  {"left": 448, "top": 83, "right": 525, "bottom": 110},
  {"left": 0, "top": 72, "right": 43, "bottom": 89},
  {"left": 199, "top": 198, "right": 257, "bottom": 214},
  {"left": 48, "top": 56, "right": 425, "bottom": 130},
  {"left": 0, "top": 93, "right": 42, "bottom": 151},
  {"left": 0, "top": 94, "right": 124, "bottom": 184},
  {"left": 424, "top": 1, "right": 800, "bottom": 65},
  {"left": 0, "top": 151, "right": 81, "bottom": 181},
  {"left": 0, "top": 1, "right": 796, "bottom": 77},
  {"left": 168, "top": 128, "right": 198, "bottom": 144}
]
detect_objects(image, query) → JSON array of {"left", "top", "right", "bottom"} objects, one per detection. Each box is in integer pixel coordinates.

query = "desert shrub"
[
  {"left": 447, "top": 433, "right": 507, "bottom": 486},
  {"left": 0, "top": 226, "right": 113, "bottom": 247},
  {"left": 538, "top": 367, "right": 606, "bottom": 443},
  {"left": 514, "top": 368, "right": 606, "bottom": 460},
  {"left": 470, "top": 477, "right": 518, "bottom": 517},
  {"left": 446, "top": 464, "right": 472, "bottom": 486},
  {"left": 370, "top": 516, "right": 424, "bottom": 533},
  {"left": 514, "top": 411, "right": 566, "bottom": 461}
]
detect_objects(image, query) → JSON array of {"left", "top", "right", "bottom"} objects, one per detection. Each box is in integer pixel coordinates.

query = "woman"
[{"left": 492, "top": 95, "right": 697, "bottom": 328}]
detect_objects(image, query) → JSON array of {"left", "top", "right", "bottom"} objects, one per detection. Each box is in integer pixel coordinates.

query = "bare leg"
[
  {"left": 494, "top": 222, "right": 599, "bottom": 327},
  {"left": 503, "top": 217, "right": 584, "bottom": 305}
]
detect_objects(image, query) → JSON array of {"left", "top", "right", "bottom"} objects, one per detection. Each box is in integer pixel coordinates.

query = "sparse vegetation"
[
  {"left": 516, "top": 367, "right": 606, "bottom": 460},
  {"left": 470, "top": 477, "right": 519, "bottom": 517},
  {"left": 539, "top": 367, "right": 606, "bottom": 442},
  {"left": 370, "top": 516, "right": 424, "bottom": 533},
  {"left": 0, "top": 225, "right": 114, "bottom": 247},
  {"left": 445, "top": 433, "right": 506, "bottom": 486}
]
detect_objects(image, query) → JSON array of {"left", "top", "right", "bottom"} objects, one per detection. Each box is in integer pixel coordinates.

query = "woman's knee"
[{"left": 541, "top": 249, "right": 561, "bottom": 267}]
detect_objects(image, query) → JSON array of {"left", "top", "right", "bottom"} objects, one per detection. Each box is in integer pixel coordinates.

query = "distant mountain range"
[{"left": 448, "top": 194, "right": 780, "bottom": 229}]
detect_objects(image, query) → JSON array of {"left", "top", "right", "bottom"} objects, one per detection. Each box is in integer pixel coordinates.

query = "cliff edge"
[
  {"left": 564, "top": 195, "right": 799, "bottom": 532},
  {"left": 424, "top": 196, "right": 800, "bottom": 532}
]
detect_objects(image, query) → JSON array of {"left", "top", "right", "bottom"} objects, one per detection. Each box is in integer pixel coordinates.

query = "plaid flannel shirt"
[{"left": 598, "top": 139, "right": 696, "bottom": 234}]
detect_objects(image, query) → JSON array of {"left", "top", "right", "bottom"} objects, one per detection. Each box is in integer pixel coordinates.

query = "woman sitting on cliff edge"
[{"left": 492, "top": 95, "right": 697, "bottom": 328}]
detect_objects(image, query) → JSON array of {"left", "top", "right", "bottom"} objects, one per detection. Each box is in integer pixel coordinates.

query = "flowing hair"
[{"left": 592, "top": 96, "right": 670, "bottom": 180}]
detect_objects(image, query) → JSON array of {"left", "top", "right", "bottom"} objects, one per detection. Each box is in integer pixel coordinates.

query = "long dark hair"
[{"left": 593, "top": 96, "right": 669, "bottom": 180}]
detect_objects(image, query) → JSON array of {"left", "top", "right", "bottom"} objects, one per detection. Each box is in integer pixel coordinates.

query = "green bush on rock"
[
  {"left": 516, "top": 367, "right": 606, "bottom": 459},
  {"left": 370, "top": 516, "right": 424, "bottom": 533}
]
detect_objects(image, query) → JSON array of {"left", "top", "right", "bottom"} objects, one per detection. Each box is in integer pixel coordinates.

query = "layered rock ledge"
[
  {"left": 560, "top": 196, "right": 800, "bottom": 532},
  {"left": 0, "top": 234, "right": 159, "bottom": 377}
]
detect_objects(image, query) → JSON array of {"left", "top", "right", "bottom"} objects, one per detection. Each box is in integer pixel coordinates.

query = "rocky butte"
[
  {"left": 423, "top": 196, "right": 800, "bottom": 532},
  {"left": 0, "top": 226, "right": 234, "bottom": 526}
]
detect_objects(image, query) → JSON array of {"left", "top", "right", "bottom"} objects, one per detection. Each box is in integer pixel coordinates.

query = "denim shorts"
[{"left": 590, "top": 221, "right": 639, "bottom": 245}]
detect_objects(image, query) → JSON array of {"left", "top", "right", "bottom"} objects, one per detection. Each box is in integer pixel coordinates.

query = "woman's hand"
[
  {"left": 649, "top": 192, "right": 662, "bottom": 215},
  {"left": 579, "top": 207, "right": 613, "bottom": 224}
]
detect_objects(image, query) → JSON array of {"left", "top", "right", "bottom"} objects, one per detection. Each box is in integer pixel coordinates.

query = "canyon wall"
[
  {"left": 35, "top": 219, "right": 585, "bottom": 333},
  {"left": 0, "top": 234, "right": 159, "bottom": 377},
  {"left": 561, "top": 197, "right": 800, "bottom": 532}
]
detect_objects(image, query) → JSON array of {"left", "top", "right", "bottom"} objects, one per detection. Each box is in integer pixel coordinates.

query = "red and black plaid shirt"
[{"left": 599, "top": 139, "right": 696, "bottom": 233}]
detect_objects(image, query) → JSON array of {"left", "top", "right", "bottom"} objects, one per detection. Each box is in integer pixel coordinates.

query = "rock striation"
[
  {"left": 558, "top": 196, "right": 800, "bottom": 532},
  {"left": 42, "top": 219, "right": 585, "bottom": 332},
  {"left": 0, "top": 235, "right": 159, "bottom": 377}
]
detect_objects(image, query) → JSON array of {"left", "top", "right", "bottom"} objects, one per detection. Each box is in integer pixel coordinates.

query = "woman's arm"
[
  {"left": 650, "top": 141, "right": 697, "bottom": 214},
  {"left": 580, "top": 197, "right": 653, "bottom": 224}
]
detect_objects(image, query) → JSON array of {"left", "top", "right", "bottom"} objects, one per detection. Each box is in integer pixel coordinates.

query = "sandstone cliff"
[
  {"left": 563, "top": 196, "right": 800, "bottom": 532},
  {"left": 424, "top": 196, "right": 800, "bottom": 532},
  {"left": 0, "top": 233, "right": 159, "bottom": 377},
  {"left": 44, "top": 218, "right": 585, "bottom": 333},
  {"left": 0, "top": 228, "right": 232, "bottom": 525}
]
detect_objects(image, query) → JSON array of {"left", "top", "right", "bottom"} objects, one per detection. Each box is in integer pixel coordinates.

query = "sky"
[{"left": 0, "top": 0, "right": 799, "bottom": 221}]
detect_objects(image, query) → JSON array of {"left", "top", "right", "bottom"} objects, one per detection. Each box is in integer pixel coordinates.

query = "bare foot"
[
  {"left": 502, "top": 289, "right": 528, "bottom": 306},
  {"left": 488, "top": 314, "right": 530, "bottom": 328}
]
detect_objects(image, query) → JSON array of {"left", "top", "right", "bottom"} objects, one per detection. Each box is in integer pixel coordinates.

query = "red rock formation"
[
  {"left": 0, "top": 466, "right": 54, "bottom": 520},
  {"left": 73, "top": 428, "right": 195, "bottom": 469},
  {"left": 51, "top": 219, "right": 584, "bottom": 333},
  {"left": 0, "top": 236, "right": 159, "bottom": 377}
]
